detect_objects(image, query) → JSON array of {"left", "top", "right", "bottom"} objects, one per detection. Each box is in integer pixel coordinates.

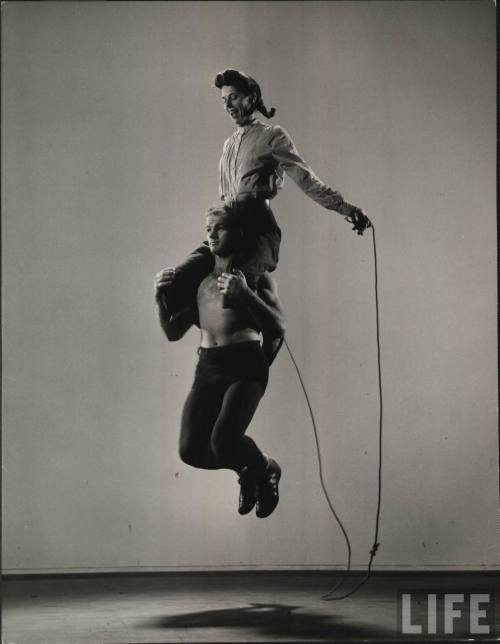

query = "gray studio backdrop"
[{"left": 2, "top": 1, "right": 497, "bottom": 573}]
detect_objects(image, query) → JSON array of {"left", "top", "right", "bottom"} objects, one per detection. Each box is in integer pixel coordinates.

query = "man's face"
[
  {"left": 220, "top": 85, "right": 254, "bottom": 126},
  {"left": 206, "top": 213, "right": 237, "bottom": 257}
]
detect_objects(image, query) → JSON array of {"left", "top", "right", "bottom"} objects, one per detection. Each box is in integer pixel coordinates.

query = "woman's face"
[{"left": 220, "top": 85, "right": 254, "bottom": 126}]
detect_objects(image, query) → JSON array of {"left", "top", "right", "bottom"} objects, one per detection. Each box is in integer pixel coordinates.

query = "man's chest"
[{"left": 197, "top": 274, "right": 222, "bottom": 306}]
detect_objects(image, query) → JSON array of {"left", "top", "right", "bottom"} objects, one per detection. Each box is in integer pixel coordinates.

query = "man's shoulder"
[{"left": 257, "top": 271, "right": 277, "bottom": 293}]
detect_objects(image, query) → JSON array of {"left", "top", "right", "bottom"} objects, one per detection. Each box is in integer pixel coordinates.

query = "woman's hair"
[{"left": 214, "top": 69, "right": 276, "bottom": 119}]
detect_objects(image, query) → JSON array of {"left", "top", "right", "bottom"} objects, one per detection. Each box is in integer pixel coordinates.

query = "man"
[{"left": 155, "top": 205, "right": 286, "bottom": 518}]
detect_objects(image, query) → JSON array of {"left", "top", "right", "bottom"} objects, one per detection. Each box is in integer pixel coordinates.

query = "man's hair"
[
  {"left": 206, "top": 204, "right": 232, "bottom": 221},
  {"left": 205, "top": 204, "right": 244, "bottom": 248},
  {"left": 214, "top": 69, "right": 276, "bottom": 119}
]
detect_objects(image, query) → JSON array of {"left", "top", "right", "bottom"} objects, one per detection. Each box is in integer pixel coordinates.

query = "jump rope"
[{"left": 283, "top": 220, "right": 383, "bottom": 601}]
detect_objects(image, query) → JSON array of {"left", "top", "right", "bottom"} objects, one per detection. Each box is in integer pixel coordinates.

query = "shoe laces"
[{"left": 264, "top": 470, "right": 279, "bottom": 496}]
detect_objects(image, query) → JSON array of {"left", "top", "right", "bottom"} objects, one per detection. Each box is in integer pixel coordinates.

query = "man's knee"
[
  {"left": 167, "top": 244, "right": 215, "bottom": 314},
  {"left": 177, "top": 244, "right": 214, "bottom": 280}
]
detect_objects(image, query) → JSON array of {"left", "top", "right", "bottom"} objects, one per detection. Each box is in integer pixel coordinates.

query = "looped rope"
[{"left": 285, "top": 224, "right": 383, "bottom": 601}]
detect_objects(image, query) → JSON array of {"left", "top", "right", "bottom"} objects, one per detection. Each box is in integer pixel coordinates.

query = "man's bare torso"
[{"left": 197, "top": 273, "right": 260, "bottom": 348}]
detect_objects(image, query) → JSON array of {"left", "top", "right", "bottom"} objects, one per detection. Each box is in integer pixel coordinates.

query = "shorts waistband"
[{"left": 197, "top": 340, "right": 261, "bottom": 356}]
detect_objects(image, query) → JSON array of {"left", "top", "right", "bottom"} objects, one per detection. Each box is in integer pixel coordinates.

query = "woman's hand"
[{"left": 345, "top": 207, "right": 371, "bottom": 236}]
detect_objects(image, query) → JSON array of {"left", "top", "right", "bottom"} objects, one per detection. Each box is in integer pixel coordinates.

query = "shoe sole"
[
  {"left": 238, "top": 501, "right": 256, "bottom": 516},
  {"left": 255, "top": 465, "right": 281, "bottom": 518}
]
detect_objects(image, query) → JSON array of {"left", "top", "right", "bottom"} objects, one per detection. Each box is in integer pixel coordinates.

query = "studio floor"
[{"left": 2, "top": 571, "right": 497, "bottom": 644}]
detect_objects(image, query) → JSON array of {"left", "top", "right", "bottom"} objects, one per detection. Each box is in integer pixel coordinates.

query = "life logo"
[{"left": 397, "top": 589, "right": 496, "bottom": 638}]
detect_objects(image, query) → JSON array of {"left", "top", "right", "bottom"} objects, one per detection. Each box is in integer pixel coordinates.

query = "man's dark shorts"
[{"left": 194, "top": 341, "right": 269, "bottom": 394}]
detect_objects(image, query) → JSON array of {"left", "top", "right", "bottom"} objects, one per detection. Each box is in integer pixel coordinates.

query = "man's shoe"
[
  {"left": 238, "top": 467, "right": 258, "bottom": 515},
  {"left": 255, "top": 459, "right": 281, "bottom": 518}
]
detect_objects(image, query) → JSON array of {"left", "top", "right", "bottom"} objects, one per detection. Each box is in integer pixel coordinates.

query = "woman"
[{"left": 163, "top": 69, "right": 370, "bottom": 361}]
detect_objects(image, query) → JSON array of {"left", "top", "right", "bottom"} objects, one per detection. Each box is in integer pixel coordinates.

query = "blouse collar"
[{"left": 236, "top": 119, "right": 261, "bottom": 134}]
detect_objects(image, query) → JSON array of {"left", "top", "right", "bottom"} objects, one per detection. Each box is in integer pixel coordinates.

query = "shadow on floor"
[{"left": 146, "top": 602, "right": 393, "bottom": 641}]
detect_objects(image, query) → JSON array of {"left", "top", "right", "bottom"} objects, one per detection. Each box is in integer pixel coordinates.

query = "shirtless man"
[{"left": 154, "top": 205, "right": 286, "bottom": 518}]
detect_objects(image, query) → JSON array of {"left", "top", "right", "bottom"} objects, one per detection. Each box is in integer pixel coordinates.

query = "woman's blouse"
[{"left": 218, "top": 119, "right": 353, "bottom": 215}]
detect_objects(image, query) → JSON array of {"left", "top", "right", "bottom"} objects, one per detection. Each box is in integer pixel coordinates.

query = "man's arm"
[
  {"left": 217, "top": 271, "right": 286, "bottom": 339},
  {"left": 154, "top": 268, "right": 197, "bottom": 341}
]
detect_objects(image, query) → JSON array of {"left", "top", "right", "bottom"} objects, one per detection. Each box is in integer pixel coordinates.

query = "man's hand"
[
  {"left": 154, "top": 267, "right": 176, "bottom": 303},
  {"left": 345, "top": 207, "right": 371, "bottom": 236},
  {"left": 217, "top": 270, "right": 249, "bottom": 302}
]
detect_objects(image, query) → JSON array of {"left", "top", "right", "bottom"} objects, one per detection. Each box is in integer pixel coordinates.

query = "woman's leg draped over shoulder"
[{"left": 165, "top": 243, "right": 215, "bottom": 315}]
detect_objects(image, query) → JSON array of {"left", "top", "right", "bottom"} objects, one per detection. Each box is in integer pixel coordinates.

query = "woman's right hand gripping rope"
[{"left": 345, "top": 207, "right": 372, "bottom": 236}]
